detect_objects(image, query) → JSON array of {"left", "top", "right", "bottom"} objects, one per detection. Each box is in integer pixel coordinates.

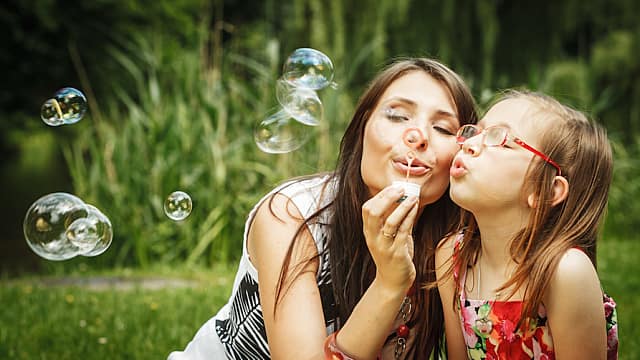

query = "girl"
[
  {"left": 436, "top": 90, "right": 618, "bottom": 359},
  {"left": 169, "top": 58, "right": 478, "bottom": 359}
]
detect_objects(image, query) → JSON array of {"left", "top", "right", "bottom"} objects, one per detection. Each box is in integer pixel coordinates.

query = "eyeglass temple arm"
[{"left": 513, "top": 138, "right": 562, "bottom": 176}]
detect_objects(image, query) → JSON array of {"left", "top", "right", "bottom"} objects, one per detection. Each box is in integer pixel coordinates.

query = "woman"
[{"left": 169, "top": 57, "right": 478, "bottom": 359}]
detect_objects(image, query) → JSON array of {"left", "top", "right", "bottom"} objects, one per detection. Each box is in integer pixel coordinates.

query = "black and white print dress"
[{"left": 168, "top": 175, "right": 338, "bottom": 360}]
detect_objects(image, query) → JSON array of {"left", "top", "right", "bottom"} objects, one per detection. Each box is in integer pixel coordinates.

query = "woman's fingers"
[
  {"left": 393, "top": 200, "right": 418, "bottom": 257},
  {"left": 382, "top": 195, "right": 418, "bottom": 244},
  {"left": 362, "top": 186, "right": 405, "bottom": 235}
]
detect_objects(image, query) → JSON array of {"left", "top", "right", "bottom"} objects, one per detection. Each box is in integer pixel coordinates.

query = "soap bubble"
[
  {"left": 275, "top": 78, "right": 323, "bottom": 126},
  {"left": 40, "top": 99, "right": 66, "bottom": 126},
  {"left": 164, "top": 191, "right": 193, "bottom": 221},
  {"left": 69, "top": 204, "right": 113, "bottom": 257},
  {"left": 282, "top": 48, "right": 334, "bottom": 90},
  {"left": 79, "top": 205, "right": 113, "bottom": 257},
  {"left": 40, "top": 87, "right": 87, "bottom": 126},
  {"left": 254, "top": 109, "right": 313, "bottom": 154},
  {"left": 66, "top": 218, "right": 100, "bottom": 253},
  {"left": 23, "top": 193, "right": 88, "bottom": 261}
]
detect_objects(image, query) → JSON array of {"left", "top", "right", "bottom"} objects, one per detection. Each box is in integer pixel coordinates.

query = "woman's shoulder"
[
  {"left": 276, "top": 173, "right": 336, "bottom": 198},
  {"left": 273, "top": 173, "right": 337, "bottom": 218}
]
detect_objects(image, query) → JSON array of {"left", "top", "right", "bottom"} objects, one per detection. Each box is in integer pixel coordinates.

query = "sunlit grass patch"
[{"left": 0, "top": 266, "right": 235, "bottom": 360}]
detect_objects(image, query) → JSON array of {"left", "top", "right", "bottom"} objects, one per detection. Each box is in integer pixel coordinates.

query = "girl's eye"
[{"left": 503, "top": 139, "right": 516, "bottom": 148}]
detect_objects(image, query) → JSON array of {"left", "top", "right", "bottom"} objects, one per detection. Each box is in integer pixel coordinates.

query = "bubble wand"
[{"left": 393, "top": 128, "right": 425, "bottom": 201}]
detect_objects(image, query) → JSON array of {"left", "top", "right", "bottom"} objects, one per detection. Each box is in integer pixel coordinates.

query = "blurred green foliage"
[{"left": 2, "top": 0, "right": 640, "bottom": 269}]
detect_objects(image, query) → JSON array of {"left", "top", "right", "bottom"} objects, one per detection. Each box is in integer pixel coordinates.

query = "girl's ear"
[
  {"left": 527, "top": 176, "right": 569, "bottom": 208},
  {"left": 550, "top": 176, "right": 569, "bottom": 206}
]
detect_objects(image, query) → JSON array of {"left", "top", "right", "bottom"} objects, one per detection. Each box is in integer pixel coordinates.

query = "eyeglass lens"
[{"left": 484, "top": 127, "right": 507, "bottom": 146}]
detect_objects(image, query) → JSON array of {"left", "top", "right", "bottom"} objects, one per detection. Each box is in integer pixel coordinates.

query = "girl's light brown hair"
[{"left": 444, "top": 90, "right": 613, "bottom": 330}]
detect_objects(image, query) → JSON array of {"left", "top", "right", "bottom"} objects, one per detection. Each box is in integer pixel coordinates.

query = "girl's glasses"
[{"left": 456, "top": 124, "right": 562, "bottom": 176}]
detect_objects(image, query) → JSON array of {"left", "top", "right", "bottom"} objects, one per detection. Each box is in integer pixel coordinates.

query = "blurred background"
[{"left": 0, "top": 0, "right": 638, "bottom": 358}]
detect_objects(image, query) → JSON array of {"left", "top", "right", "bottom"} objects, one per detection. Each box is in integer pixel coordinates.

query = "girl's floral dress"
[{"left": 452, "top": 237, "right": 619, "bottom": 359}]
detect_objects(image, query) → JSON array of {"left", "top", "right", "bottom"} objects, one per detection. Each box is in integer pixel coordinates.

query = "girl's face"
[
  {"left": 361, "top": 71, "right": 460, "bottom": 207},
  {"left": 449, "top": 98, "right": 545, "bottom": 213}
]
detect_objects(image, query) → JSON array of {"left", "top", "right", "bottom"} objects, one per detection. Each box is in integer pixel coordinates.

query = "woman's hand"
[{"left": 362, "top": 185, "right": 419, "bottom": 294}]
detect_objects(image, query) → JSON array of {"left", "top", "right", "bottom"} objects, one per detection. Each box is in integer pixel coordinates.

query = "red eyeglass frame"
[{"left": 456, "top": 124, "right": 562, "bottom": 176}]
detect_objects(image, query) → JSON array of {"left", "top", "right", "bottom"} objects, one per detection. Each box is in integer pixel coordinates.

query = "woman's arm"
[
  {"left": 336, "top": 186, "right": 419, "bottom": 359},
  {"left": 249, "top": 186, "right": 421, "bottom": 359},
  {"left": 545, "top": 248, "right": 607, "bottom": 359},
  {"left": 435, "top": 235, "right": 468, "bottom": 360},
  {"left": 248, "top": 192, "right": 327, "bottom": 359}
]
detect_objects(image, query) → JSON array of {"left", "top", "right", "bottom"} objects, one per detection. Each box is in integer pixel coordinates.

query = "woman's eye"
[
  {"left": 384, "top": 108, "right": 410, "bottom": 122},
  {"left": 434, "top": 126, "right": 455, "bottom": 136}
]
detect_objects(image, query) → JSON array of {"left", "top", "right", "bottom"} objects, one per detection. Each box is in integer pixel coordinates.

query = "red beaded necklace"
[{"left": 393, "top": 283, "right": 415, "bottom": 359}]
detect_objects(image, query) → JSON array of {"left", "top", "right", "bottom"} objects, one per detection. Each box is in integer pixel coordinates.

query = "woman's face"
[{"left": 361, "top": 71, "right": 460, "bottom": 207}]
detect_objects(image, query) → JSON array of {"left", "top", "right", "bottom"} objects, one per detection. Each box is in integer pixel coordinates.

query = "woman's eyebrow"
[
  {"left": 381, "top": 97, "right": 417, "bottom": 108},
  {"left": 382, "top": 97, "right": 457, "bottom": 119},
  {"left": 435, "top": 109, "right": 457, "bottom": 119}
]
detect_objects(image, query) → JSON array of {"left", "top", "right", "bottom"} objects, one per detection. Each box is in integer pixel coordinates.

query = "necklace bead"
[{"left": 396, "top": 324, "right": 410, "bottom": 338}]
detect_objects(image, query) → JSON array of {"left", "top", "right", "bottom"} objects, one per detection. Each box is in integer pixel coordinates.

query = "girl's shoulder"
[
  {"left": 435, "top": 232, "right": 463, "bottom": 270},
  {"left": 545, "top": 247, "right": 602, "bottom": 311},
  {"left": 554, "top": 248, "right": 597, "bottom": 282}
]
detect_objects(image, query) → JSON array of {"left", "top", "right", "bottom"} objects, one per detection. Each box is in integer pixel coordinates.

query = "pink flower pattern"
[{"left": 452, "top": 236, "right": 619, "bottom": 359}]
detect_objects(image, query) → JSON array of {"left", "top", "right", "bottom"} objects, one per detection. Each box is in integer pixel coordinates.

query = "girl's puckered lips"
[{"left": 450, "top": 157, "right": 467, "bottom": 178}]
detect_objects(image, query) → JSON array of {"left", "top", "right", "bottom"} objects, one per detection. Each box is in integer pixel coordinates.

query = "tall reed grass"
[{"left": 63, "top": 29, "right": 355, "bottom": 267}]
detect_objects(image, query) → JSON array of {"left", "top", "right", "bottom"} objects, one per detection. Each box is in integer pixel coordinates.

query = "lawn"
[
  {"left": 0, "top": 265, "right": 236, "bottom": 359},
  {"left": 0, "top": 238, "right": 637, "bottom": 359}
]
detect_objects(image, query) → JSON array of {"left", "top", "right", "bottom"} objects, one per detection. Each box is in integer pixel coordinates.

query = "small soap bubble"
[
  {"left": 282, "top": 48, "right": 334, "bottom": 90},
  {"left": 164, "top": 191, "right": 193, "bottom": 221},
  {"left": 254, "top": 109, "right": 313, "bottom": 154},
  {"left": 78, "top": 204, "right": 113, "bottom": 257},
  {"left": 276, "top": 78, "right": 323, "bottom": 126},
  {"left": 40, "top": 87, "right": 87, "bottom": 126},
  {"left": 23, "top": 193, "right": 88, "bottom": 261},
  {"left": 66, "top": 217, "right": 100, "bottom": 253},
  {"left": 41, "top": 99, "right": 66, "bottom": 126}
]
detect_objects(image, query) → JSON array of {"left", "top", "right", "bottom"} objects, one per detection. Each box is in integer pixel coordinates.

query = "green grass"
[
  {"left": 0, "top": 238, "right": 637, "bottom": 359},
  {"left": 0, "top": 265, "right": 236, "bottom": 359}
]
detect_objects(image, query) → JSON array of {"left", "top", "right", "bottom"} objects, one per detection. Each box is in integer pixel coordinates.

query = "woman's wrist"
[
  {"left": 371, "top": 275, "right": 412, "bottom": 303},
  {"left": 324, "top": 331, "right": 357, "bottom": 360}
]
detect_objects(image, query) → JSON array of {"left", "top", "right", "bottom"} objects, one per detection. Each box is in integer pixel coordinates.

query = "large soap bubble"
[
  {"left": 23, "top": 193, "right": 88, "bottom": 261},
  {"left": 254, "top": 109, "right": 313, "bottom": 154},
  {"left": 282, "top": 48, "right": 334, "bottom": 90},
  {"left": 24, "top": 194, "right": 113, "bottom": 260}
]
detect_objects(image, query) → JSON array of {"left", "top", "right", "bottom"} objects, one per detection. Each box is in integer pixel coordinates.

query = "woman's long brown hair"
[
  {"left": 273, "top": 57, "right": 478, "bottom": 357},
  {"left": 442, "top": 90, "right": 613, "bottom": 331}
]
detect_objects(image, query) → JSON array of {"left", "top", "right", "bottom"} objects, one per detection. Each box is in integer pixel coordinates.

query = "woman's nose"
[{"left": 403, "top": 127, "right": 428, "bottom": 151}]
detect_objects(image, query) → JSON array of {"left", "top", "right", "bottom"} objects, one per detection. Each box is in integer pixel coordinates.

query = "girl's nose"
[{"left": 461, "top": 136, "right": 481, "bottom": 156}]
